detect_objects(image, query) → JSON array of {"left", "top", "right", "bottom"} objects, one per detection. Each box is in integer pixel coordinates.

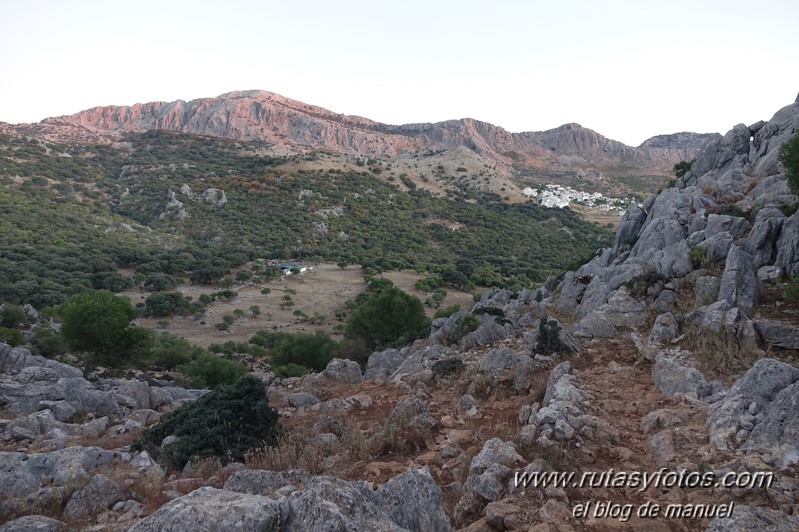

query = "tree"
[
  {"left": 673, "top": 160, "right": 693, "bottom": 179},
  {"left": 58, "top": 290, "right": 149, "bottom": 366},
  {"left": 132, "top": 375, "right": 279, "bottom": 469},
  {"left": 345, "top": 286, "right": 430, "bottom": 351},
  {"left": 778, "top": 133, "right": 799, "bottom": 195}
]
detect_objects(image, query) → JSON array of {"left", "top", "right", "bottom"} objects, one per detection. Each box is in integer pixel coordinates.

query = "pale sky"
[{"left": 1, "top": 0, "right": 797, "bottom": 146}]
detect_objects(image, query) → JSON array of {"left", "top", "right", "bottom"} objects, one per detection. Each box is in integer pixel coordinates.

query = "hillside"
[
  {"left": 0, "top": 94, "right": 797, "bottom": 531},
  {"left": 0, "top": 90, "right": 716, "bottom": 197},
  {"left": 0, "top": 129, "right": 612, "bottom": 306}
]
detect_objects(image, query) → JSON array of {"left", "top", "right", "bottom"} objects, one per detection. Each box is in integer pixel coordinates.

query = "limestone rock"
[
  {"left": 743, "top": 207, "right": 786, "bottom": 267},
  {"left": 0, "top": 515, "right": 67, "bottom": 531},
  {"left": 63, "top": 473, "right": 125, "bottom": 520},
  {"left": 775, "top": 211, "right": 799, "bottom": 275},
  {"left": 755, "top": 319, "right": 799, "bottom": 350},
  {"left": 706, "top": 504, "right": 799, "bottom": 531},
  {"left": 652, "top": 355, "right": 710, "bottom": 398},
  {"left": 717, "top": 245, "right": 758, "bottom": 315}
]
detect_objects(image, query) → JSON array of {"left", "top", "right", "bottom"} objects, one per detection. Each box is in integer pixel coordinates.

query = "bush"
[
  {"left": 778, "top": 133, "right": 799, "bottom": 194},
  {"left": 32, "top": 327, "right": 68, "bottom": 357},
  {"left": 624, "top": 272, "right": 667, "bottom": 299},
  {"left": 345, "top": 286, "right": 430, "bottom": 350},
  {"left": 143, "top": 291, "right": 192, "bottom": 317},
  {"left": 58, "top": 290, "right": 150, "bottom": 367},
  {"left": 181, "top": 352, "right": 248, "bottom": 389},
  {"left": 273, "top": 363, "right": 309, "bottom": 378},
  {"left": 270, "top": 331, "right": 337, "bottom": 372},
  {"left": 132, "top": 375, "right": 280, "bottom": 469},
  {"left": 0, "top": 304, "right": 28, "bottom": 328},
  {"left": 689, "top": 246, "right": 708, "bottom": 269},
  {"left": 433, "top": 304, "right": 460, "bottom": 319},
  {"left": 447, "top": 314, "right": 479, "bottom": 345},
  {"left": 535, "top": 318, "right": 566, "bottom": 356},
  {"left": 149, "top": 333, "right": 200, "bottom": 370},
  {"left": 786, "top": 275, "right": 799, "bottom": 303},
  {"left": 0, "top": 327, "right": 25, "bottom": 346},
  {"left": 431, "top": 358, "right": 465, "bottom": 378}
]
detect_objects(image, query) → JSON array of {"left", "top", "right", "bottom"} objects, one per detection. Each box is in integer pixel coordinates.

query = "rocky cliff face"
[{"left": 4, "top": 90, "right": 711, "bottom": 178}]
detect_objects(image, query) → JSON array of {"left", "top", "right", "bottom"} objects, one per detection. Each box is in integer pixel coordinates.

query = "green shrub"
[
  {"left": 535, "top": 318, "right": 566, "bottom": 356},
  {"left": 447, "top": 314, "right": 479, "bottom": 345},
  {"left": 345, "top": 286, "right": 430, "bottom": 350},
  {"left": 778, "top": 133, "right": 799, "bottom": 194},
  {"left": 181, "top": 352, "right": 248, "bottom": 389},
  {"left": 689, "top": 246, "right": 708, "bottom": 269},
  {"left": 132, "top": 375, "right": 280, "bottom": 469},
  {"left": 143, "top": 291, "right": 192, "bottom": 317},
  {"left": 0, "top": 327, "right": 25, "bottom": 346},
  {"left": 785, "top": 275, "right": 799, "bottom": 303},
  {"left": 270, "top": 331, "right": 337, "bottom": 372},
  {"left": 624, "top": 271, "right": 667, "bottom": 299},
  {"left": 433, "top": 304, "right": 460, "bottom": 319},
  {"left": 0, "top": 304, "right": 28, "bottom": 328},
  {"left": 431, "top": 358, "right": 465, "bottom": 378},
  {"left": 273, "top": 363, "right": 309, "bottom": 378},
  {"left": 32, "top": 327, "right": 68, "bottom": 357},
  {"left": 149, "top": 333, "right": 200, "bottom": 370}
]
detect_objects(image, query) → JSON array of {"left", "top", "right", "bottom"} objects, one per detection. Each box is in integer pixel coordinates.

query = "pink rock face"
[{"left": 6, "top": 89, "right": 710, "bottom": 176}]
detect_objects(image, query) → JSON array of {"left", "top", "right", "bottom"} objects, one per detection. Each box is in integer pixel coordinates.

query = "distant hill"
[{"left": 0, "top": 90, "right": 718, "bottom": 193}]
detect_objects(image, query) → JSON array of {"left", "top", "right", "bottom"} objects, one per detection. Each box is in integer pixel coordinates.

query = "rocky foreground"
[{"left": 2, "top": 95, "right": 799, "bottom": 531}]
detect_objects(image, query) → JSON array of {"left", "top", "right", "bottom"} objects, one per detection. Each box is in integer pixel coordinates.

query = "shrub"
[
  {"left": 535, "top": 318, "right": 566, "bottom": 356},
  {"left": 778, "top": 133, "right": 799, "bottom": 194},
  {"left": 345, "top": 286, "right": 430, "bottom": 350},
  {"left": 149, "top": 333, "right": 199, "bottom": 370},
  {"left": 432, "top": 358, "right": 465, "bottom": 378},
  {"left": 447, "top": 314, "right": 479, "bottom": 345},
  {"left": 58, "top": 290, "right": 150, "bottom": 367},
  {"left": 0, "top": 327, "right": 25, "bottom": 346},
  {"left": 32, "top": 327, "right": 68, "bottom": 357},
  {"left": 132, "top": 375, "right": 280, "bottom": 469},
  {"left": 689, "top": 246, "right": 708, "bottom": 269},
  {"left": 273, "top": 363, "right": 309, "bottom": 378},
  {"left": 0, "top": 304, "right": 28, "bottom": 328},
  {"left": 143, "top": 292, "right": 191, "bottom": 317},
  {"left": 785, "top": 275, "right": 799, "bottom": 303},
  {"left": 181, "top": 352, "right": 248, "bottom": 389},
  {"left": 433, "top": 304, "right": 460, "bottom": 319},
  {"left": 270, "top": 331, "right": 337, "bottom": 372},
  {"left": 624, "top": 272, "right": 667, "bottom": 299}
]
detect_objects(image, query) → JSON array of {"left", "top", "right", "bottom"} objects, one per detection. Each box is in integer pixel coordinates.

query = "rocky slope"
[
  {"left": 1, "top": 95, "right": 798, "bottom": 530},
  {"left": 2, "top": 90, "right": 714, "bottom": 181}
]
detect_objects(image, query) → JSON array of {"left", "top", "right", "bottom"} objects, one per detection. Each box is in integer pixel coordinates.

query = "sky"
[{"left": 1, "top": 0, "right": 797, "bottom": 146}]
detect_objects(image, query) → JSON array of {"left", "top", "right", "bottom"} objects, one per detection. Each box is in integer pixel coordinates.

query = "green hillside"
[{"left": 0, "top": 131, "right": 612, "bottom": 305}]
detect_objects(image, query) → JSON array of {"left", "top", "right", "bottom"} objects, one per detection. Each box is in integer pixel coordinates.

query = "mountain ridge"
[{"left": 1, "top": 90, "right": 718, "bottom": 180}]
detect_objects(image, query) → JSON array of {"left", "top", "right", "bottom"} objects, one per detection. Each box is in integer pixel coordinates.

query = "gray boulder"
[
  {"left": 740, "top": 380, "right": 799, "bottom": 468},
  {"left": 478, "top": 348, "right": 524, "bottom": 374},
  {"left": 717, "top": 245, "right": 758, "bottom": 315},
  {"left": 754, "top": 319, "right": 799, "bottom": 349},
  {"left": 63, "top": 473, "right": 125, "bottom": 520},
  {"left": 743, "top": 207, "right": 786, "bottom": 267},
  {"left": 648, "top": 313, "right": 678, "bottom": 346},
  {"left": 376, "top": 468, "right": 451, "bottom": 532},
  {"left": 707, "top": 504, "right": 799, "bottom": 532},
  {"left": 365, "top": 348, "right": 403, "bottom": 381},
  {"left": 612, "top": 203, "right": 647, "bottom": 253},
  {"left": 590, "top": 290, "right": 647, "bottom": 328},
  {"left": 286, "top": 392, "right": 319, "bottom": 409},
  {"left": 128, "top": 487, "right": 286, "bottom": 531},
  {"left": 0, "top": 515, "right": 67, "bottom": 531},
  {"left": 698, "top": 231, "right": 734, "bottom": 264},
  {"left": 652, "top": 355, "right": 710, "bottom": 398},
  {"left": 775, "top": 210, "right": 799, "bottom": 275},
  {"left": 571, "top": 313, "right": 617, "bottom": 339},
  {"left": 321, "top": 358, "right": 362, "bottom": 384},
  {"left": 706, "top": 358, "right": 799, "bottom": 450},
  {"left": 388, "top": 396, "right": 437, "bottom": 431},
  {"left": 705, "top": 214, "right": 751, "bottom": 240},
  {"left": 653, "top": 289, "right": 679, "bottom": 313},
  {"left": 693, "top": 275, "right": 720, "bottom": 305}
]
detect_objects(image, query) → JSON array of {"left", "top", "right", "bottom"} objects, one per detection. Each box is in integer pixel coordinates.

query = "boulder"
[
  {"left": 477, "top": 348, "right": 524, "bottom": 374},
  {"left": 128, "top": 487, "right": 286, "bottom": 531},
  {"left": 740, "top": 380, "right": 799, "bottom": 468},
  {"left": 706, "top": 358, "right": 799, "bottom": 450},
  {"left": 743, "top": 207, "right": 786, "bottom": 267},
  {"left": 286, "top": 392, "right": 319, "bottom": 409},
  {"left": 321, "top": 358, "right": 362, "bottom": 384},
  {"left": 698, "top": 231, "right": 734, "bottom": 264},
  {"left": 754, "top": 319, "right": 799, "bottom": 350},
  {"left": 652, "top": 355, "right": 710, "bottom": 398},
  {"left": 707, "top": 504, "right": 799, "bottom": 531},
  {"left": 388, "top": 396, "right": 437, "bottom": 431},
  {"left": 63, "top": 473, "right": 125, "bottom": 520},
  {"left": 704, "top": 214, "right": 751, "bottom": 240},
  {"left": 717, "top": 245, "right": 758, "bottom": 315},
  {"left": 589, "top": 290, "right": 647, "bottom": 328},
  {"left": 775, "top": 210, "right": 799, "bottom": 275},
  {"left": 376, "top": 468, "right": 451, "bottom": 532},
  {"left": 571, "top": 314, "right": 617, "bottom": 339},
  {"left": 648, "top": 313, "right": 678, "bottom": 346},
  {"left": 0, "top": 515, "right": 67, "bottom": 531},
  {"left": 693, "top": 276, "right": 720, "bottom": 306},
  {"left": 364, "top": 348, "right": 403, "bottom": 381},
  {"left": 469, "top": 438, "right": 524, "bottom": 475}
]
